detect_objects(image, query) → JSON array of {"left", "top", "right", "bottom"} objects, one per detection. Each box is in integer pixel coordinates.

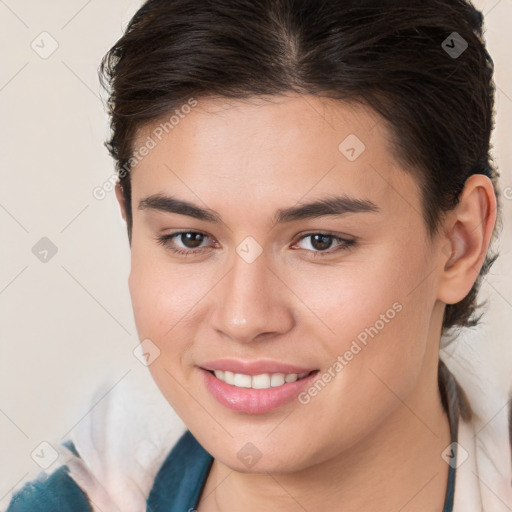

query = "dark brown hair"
[{"left": 99, "top": 0, "right": 500, "bottom": 335}]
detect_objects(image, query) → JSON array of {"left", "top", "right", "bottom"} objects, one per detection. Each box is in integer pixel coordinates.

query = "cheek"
[
  {"left": 128, "top": 242, "right": 203, "bottom": 338},
  {"left": 289, "top": 245, "right": 432, "bottom": 346},
  {"left": 292, "top": 242, "right": 435, "bottom": 393},
  {"left": 127, "top": 245, "right": 207, "bottom": 405}
]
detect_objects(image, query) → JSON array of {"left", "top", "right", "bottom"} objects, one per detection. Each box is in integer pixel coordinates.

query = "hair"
[{"left": 99, "top": 0, "right": 500, "bottom": 337}]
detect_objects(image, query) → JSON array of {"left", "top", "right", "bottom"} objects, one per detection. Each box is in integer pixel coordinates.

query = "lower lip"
[{"left": 200, "top": 368, "right": 319, "bottom": 414}]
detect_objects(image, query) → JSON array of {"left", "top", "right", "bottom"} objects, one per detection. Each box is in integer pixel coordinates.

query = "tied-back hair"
[{"left": 438, "top": 358, "right": 473, "bottom": 422}]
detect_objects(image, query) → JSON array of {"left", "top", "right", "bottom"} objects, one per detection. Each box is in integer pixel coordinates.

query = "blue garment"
[
  {"left": 4, "top": 462, "right": 93, "bottom": 512},
  {"left": 5, "top": 375, "right": 458, "bottom": 512}
]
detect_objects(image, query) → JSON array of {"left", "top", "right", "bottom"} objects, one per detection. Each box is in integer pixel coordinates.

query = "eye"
[
  {"left": 156, "top": 231, "right": 356, "bottom": 258},
  {"left": 292, "top": 233, "right": 356, "bottom": 256},
  {"left": 156, "top": 231, "right": 215, "bottom": 256}
]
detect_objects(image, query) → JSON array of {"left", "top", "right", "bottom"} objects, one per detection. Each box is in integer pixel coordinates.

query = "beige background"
[{"left": 0, "top": 0, "right": 511, "bottom": 505}]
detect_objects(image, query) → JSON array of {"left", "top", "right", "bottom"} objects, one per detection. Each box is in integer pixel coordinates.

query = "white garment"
[
  {"left": 441, "top": 325, "right": 512, "bottom": 511},
  {"left": 63, "top": 367, "right": 187, "bottom": 512}
]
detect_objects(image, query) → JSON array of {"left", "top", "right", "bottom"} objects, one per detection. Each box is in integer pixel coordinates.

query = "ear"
[
  {"left": 437, "top": 174, "right": 497, "bottom": 304},
  {"left": 115, "top": 181, "right": 127, "bottom": 222}
]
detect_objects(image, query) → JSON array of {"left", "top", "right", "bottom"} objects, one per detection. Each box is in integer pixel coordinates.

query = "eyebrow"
[{"left": 138, "top": 193, "right": 380, "bottom": 224}]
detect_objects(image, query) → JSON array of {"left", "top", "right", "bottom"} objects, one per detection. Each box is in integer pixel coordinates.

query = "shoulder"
[{"left": 4, "top": 443, "right": 93, "bottom": 512}]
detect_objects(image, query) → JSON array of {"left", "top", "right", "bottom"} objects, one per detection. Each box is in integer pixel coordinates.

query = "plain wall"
[{"left": 1, "top": 0, "right": 511, "bottom": 504}]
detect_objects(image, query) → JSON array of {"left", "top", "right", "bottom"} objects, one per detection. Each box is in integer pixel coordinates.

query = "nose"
[{"left": 210, "top": 250, "right": 295, "bottom": 344}]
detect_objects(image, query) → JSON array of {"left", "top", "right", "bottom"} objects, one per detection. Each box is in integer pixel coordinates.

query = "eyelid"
[
  {"left": 156, "top": 230, "right": 216, "bottom": 252},
  {"left": 291, "top": 232, "right": 357, "bottom": 253},
  {"left": 294, "top": 230, "right": 355, "bottom": 242}
]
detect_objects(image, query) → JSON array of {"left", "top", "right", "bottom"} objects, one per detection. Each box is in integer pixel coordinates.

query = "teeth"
[
  {"left": 252, "top": 374, "right": 271, "bottom": 389},
  {"left": 212, "top": 370, "right": 311, "bottom": 389},
  {"left": 270, "top": 373, "right": 285, "bottom": 387},
  {"left": 233, "top": 373, "right": 252, "bottom": 388}
]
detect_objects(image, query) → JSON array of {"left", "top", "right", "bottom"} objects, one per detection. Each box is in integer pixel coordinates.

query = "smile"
[
  {"left": 200, "top": 366, "right": 320, "bottom": 414},
  {"left": 210, "top": 370, "right": 313, "bottom": 389}
]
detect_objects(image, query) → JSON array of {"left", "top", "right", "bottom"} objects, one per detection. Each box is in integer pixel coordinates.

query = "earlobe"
[
  {"left": 115, "top": 181, "right": 127, "bottom": 222},
  {"left": 437, "top": 174, "right": 497, "bottom": 305}
]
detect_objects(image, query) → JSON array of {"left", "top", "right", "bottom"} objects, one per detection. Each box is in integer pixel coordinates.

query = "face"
[{"left": 124, "top": 93, "right": 446, "bottom": 474}]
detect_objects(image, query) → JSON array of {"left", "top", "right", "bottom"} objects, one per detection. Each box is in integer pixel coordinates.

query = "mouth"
[
  {"left": 199, "top": 367, "right": 320, "bottom": 414},
  {"left": 205, "top": 369, "right": 317, "bottom": 389}
]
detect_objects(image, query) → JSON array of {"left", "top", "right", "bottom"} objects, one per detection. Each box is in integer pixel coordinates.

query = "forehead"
[{"left": 130, "top": 93, "right": 420, "bottom": 221}]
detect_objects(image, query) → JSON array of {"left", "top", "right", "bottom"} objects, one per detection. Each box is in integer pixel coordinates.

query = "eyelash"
[{"left": 156, "top": 231, "right": 356, "bottom": 258}]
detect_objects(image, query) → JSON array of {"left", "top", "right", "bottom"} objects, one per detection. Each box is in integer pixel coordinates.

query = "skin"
[{"left": 115, "top": 92, "right": 496, "bottom": 511}]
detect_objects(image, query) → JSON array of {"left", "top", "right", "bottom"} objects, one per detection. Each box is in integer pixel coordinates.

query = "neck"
[{"left": 198, "top": 360, "right": 452, "bottom": 512}]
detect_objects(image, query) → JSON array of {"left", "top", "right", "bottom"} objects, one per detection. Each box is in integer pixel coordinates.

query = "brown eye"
[
  {"left": 293, "top": 233, "right": 357, "bottom": 257},
  {"left": 179, "top": 232, "right": 206, "bottom": 249},
  {"left": 309, "top": 234, "right": 334, "bottom": 251},
  {"left": 156, "top": 231, "right": 213, "bottom": 256}
]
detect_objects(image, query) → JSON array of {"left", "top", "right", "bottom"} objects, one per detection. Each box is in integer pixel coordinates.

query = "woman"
[{"left": 5, "top": 0, "right": 511, "bottom": 511}]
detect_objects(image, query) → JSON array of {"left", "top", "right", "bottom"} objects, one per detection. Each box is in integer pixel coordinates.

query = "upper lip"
[{"left": 199, "top": 358, "right": 317, "bottom": 376}]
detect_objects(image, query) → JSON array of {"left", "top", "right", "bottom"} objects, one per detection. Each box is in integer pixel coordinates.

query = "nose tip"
[
  {"left": 231, "top": 317, "right": 247, "bottom": 327},
  {"left": 210, "top": 256, "right": 294, "bottom": 343}
]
